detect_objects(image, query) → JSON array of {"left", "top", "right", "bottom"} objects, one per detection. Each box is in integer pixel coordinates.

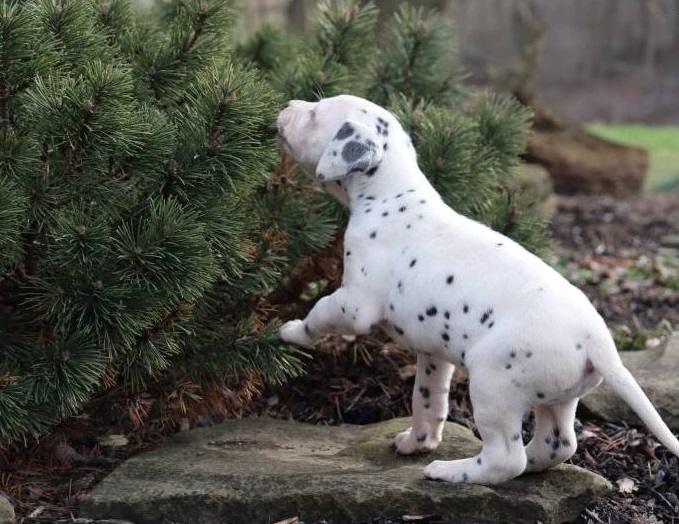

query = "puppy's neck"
[{"left": 341, "top": 147, "right": 437, "bottom": 209}]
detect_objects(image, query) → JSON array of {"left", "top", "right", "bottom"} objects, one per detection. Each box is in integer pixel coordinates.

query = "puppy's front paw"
[
  {"left": 394, "top": 427, "right": 441, "bottom": 455},
  {"left": 279, "top": 320, "right": 314, "bottom": 348}
]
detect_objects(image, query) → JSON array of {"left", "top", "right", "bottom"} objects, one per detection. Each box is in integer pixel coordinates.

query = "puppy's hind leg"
[
  {"left": 395, "top": 354, "right": 454, "bottom": 454},
  {"left": 424, "top": 376, "right": 527, "bottom": 484},
  {"left": 524, "top": 399, "right": 578, "bottom": 473}
]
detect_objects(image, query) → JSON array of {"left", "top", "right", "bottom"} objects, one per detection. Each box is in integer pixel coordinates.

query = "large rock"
[
  {"left": 81, "top": 418, "right": 611, "bottom": 524},
  {"left": 524, "top": 113, "right": 648, "bottom": 196},
  {"left": 0, "top": 495, "right": 14, "bottom": 524},
  {"left": 581, "top": 332, "right": 679, "bottom": 430}
]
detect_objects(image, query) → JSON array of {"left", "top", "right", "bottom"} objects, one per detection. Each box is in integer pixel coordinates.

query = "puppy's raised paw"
[
  {"left": 279, "top": 320, "right": 315, "bottom": 348},
  {"left": 394, "top": 427, "right": 441, "bottom": 455}
]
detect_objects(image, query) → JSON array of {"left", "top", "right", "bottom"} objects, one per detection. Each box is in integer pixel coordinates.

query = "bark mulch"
[{"left": 2, "top": 194, "right": 679, "bottom": 524}]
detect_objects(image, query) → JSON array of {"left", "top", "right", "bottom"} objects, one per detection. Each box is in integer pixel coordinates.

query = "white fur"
[{"left": 276, "top": 94, "right": 679, "bottom": 485}]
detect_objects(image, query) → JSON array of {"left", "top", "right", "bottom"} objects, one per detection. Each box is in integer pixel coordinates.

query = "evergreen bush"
[{"left": 0, "top": 0, "right": 551, "bottom": 448}]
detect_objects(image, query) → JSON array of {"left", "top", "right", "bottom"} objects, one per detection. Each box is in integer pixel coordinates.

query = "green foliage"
[
  {"left": 239, "top": 0, "right": 550, "bottom": 257},
  {"left": 0, "top": 0, "right": 309, "bottom": 448},
  {"left": 0, "top": 0, "right": 552, "bottom": 448}
]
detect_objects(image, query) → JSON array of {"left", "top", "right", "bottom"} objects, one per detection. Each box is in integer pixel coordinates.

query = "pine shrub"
[{"left": 0, "top": 0, "right": 551, "bottom": 448}]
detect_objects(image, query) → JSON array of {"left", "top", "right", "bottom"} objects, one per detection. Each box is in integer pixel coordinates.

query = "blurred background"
[{"left": 231, "top": 0, "right": 679, "bottom": 192}]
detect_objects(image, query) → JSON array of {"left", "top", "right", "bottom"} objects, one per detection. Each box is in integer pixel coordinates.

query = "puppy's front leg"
[
  {"left": 279, "top": 287, "right": 380, "bottom": 348},
  {"left": 395, "top": 354, "right": 454, "bottom": 454}
]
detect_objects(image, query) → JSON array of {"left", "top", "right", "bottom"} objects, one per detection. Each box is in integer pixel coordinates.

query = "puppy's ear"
[{"left": 316, "top": 119, "right": 383, "bottom": 181}]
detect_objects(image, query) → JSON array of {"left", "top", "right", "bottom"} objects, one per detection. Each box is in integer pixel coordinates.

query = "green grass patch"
[{"left": 586, "top": 124, "right": 679, "bottom": 192}]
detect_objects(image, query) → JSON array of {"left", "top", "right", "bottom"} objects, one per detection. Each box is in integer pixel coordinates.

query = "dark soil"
[{"left": 3, "top": 193, "right": 679, "bottom": 524}]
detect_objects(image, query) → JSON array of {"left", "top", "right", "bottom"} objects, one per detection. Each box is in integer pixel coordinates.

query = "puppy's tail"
[{"left": 589, "top": 336, "right": 679, "bottom": 457}]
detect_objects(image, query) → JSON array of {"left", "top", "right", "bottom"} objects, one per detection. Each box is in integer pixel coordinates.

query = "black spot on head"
[
  {"left": 365, "top": 208, "right": 372, "bottom": 214},
  {"left": 394, "top": 325, "right": 404, "bottom": 335},
  {"left": 510, "top": 351, "right": 516, "bottom": 358},
  {"left": 389, "top": 303, "right": 395, "bottom": 311},
  {"left": 496, "top": 242, "right": 504, "bottom": 247},
  {"left": 426, "top": 306, "right": 437, "bottom": 316},
  {"left": 419, "top": 386, "right": 430, "bottom": 399},
  {"left": 365, "top": 166, "right": 378, "bottom": 177},
  {"left": 446, "top": 275, "right": 455, "bottom": 285},
  {"left": 552, "top": 439, "right": 560, "bottom": 451},
  {"left": 335, "top": 122, "right": 354, "bottom": 140},
  {"left": 342, "top": 140, "right": 369, "bottom": 165},
  {"left": 424, "top": 403, "right": 430, "bottom": 409},
  {"left": 365, "top": 196, "right": 375, "bottom": 200},
  {"left": 409, "top": 258, "right": 417, "bottom": 268},
  {"left": 463, "top": 333, "right": 468, "bottom": 340},
  {"left": 369, "top": 230, "right": 377, "bottom": 239},
  {"left": 525, "top": 351, "right": 533, "bottom": 358},
  {"left": 397, "top": 280, "right": 403, "bottom": 293},
  {"left": 488, "top": 321, "right": 494, "bottom": 329},
  {"left": 430, "top": 363, "right": 437, "bottom": 370},
  {"left": 536, "top": 392, "right": 545, "bottom": 399},
  {"left": 425, "top": 368, "right": 431, "bottom": 376},
  {"left": 341, "top": 306, "right": 346, "bottom": 314},
  {"left": 406, "top": 224, "right": 412, "bottom": 229},
  {"left": 511, "top": 433, "right": 521, "bottom": 441},
  {"left": 444, "top": 311, "right": 450, "bottom": 319},
  {"left": 396, "top": 193, "right": 403, "bottom": 198},
  {"left": 383, "top": 143, "right": 388, "bottom": 151},
  {"left": 461, "top": 351, "right": 466, "bottom": 360},
  {"left": 399, "top": 206, "right": 407, "bottom": 212},
  {"left": 420, "top": 199, "right": 427, "bottom": 204},
  {"left": 345, "top": 250, "right": 351, "bottom": 257},
  {"left": 553, "top": 427, "right": 560, "bottom": 438},
  {"left": 550, "top": 452, "right": 557, "bottom": 460},
  {"left": 377, "top": 117, "right": 388, "bottom": 126}
]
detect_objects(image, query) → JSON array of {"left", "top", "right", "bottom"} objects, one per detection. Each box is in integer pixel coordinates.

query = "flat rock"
[
  {"left": 0, "top": 495, "right": 14, "bottom": 524},
  {"left": 81, "top": 418, "right": 611, "bottom": 524},
  {"left": 581, "top": 332, "right": 679, "bottom": 430}
]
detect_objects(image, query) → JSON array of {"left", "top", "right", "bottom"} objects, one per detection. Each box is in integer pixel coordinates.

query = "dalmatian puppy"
[{"left": 276, "top": 94, "right": 679, "bottom": 485}]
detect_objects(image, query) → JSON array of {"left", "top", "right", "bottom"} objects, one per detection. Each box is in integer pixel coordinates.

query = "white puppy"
[{"left": 276, "top": 94, "right": 679, "bottom": 485}]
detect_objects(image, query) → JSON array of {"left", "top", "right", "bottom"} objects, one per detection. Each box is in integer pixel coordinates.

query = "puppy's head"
[{"left": 277, "top": 95, "right": 390, "bottom": 182}]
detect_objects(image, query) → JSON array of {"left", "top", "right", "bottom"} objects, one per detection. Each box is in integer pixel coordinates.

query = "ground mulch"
[{"left": 2, "top": 193, "right": 679, "bottom": 524}]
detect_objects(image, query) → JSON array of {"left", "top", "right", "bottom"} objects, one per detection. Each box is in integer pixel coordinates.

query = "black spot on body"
[
  {"left": 304, "top": 324, "right": 312, "bottom": 336},
  {"left": 488, "top": 321, "right": 494, "bottom": 329},
  {"left": 510, "top": 351, "right": 516, "bottom": 358},
  {"left": 479, "top": 308, "right": 493, "bottom": 325},
  {"left": 369, "top": 231, "right": 377, "bottom": 239},
  {"left": 389, "top": 303, "right": 395, "bottom": 311},
  {"left": 426, "top": 306, "right": 437, "bottom": 316},
  {"left": 444, "top": 311, "right": 450, "bottom": 319},
  {"left": 365, "top": 166, "right": 378, "bottom": 176},
  {"left": 463, "top": 304, "right": 469, "bottom": 313},
  {"left": 399, "top": 206, "right": 407, "bottom": 212},
  {"left": 462, "top": 473, "right": 469, "bottom": 482},
  {"left": 537, "top": 392, "right": 545, "bottom": 399},
  {"left": 418, "top": 314, "right": 425, "bottom": 321},
  {"left": 442, "top": 333, "right": 450, "bottom": 342},
  {"left": 409, "top": 258, "right": 417, "bottom": 268},
  {"left": 477, "top": 457, "right": 482, "bottom": 465},
  {"left": 463, "top": 334, "right": 468, "bottom": 340},
  {"left": 335, "top": 122, "right": 354, "bottom": 140},
  {"left": 505, "top": 364, "right": 512, "bottom": 370},
  {"left": 550, "top": 452, "right": 557, "bottom": 460},
  {"left": 394, "top": 325, "right": 404, "bottom": 335},
  {"left": 446, "top": 275, "right": 455, "bottom": 285},
  {"left": 382, "top": 211, "right": 389, "bottom": 216},
  {"left": 416, "top": 433, "right": 427, "bottom": 443},
  {"left": 525, "top": 351, "right": 533, "bottom": 358},
  {"left": 366, "top": 196, "right": 375, "bottom": 200},
  {"left": 419, "top": 386, "right": 430, "bottom": 399}
]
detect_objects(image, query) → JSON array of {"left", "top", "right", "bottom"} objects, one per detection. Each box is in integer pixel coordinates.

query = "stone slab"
[{"left": 81, "top": 418, "right": 611, "bottom": 524}]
